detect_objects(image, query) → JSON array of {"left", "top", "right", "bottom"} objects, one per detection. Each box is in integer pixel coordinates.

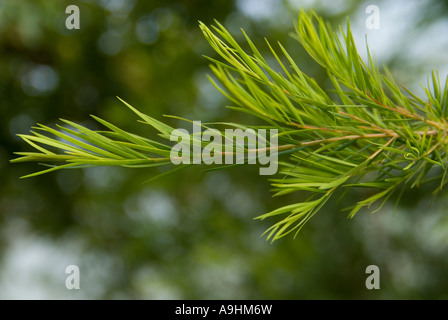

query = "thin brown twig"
[
  {"left": 367, "top": 137, "right": 396, "bottom": 161},
  {"left": 287, "top": 122, "right": 354, "bottom": 134},
  {"left": 337, "top": 110, "right": 390, "bottom": 134},
  {"left": 194, "top": 129, "right": 441, "bottom": 156},
  {"left": 366, "top": 94, "right": 447, "bottom": 131}
]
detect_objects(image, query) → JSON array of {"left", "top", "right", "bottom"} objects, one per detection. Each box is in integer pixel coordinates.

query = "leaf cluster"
[{"left": 11, "top": 10, "right": 448, "bottom": 241}]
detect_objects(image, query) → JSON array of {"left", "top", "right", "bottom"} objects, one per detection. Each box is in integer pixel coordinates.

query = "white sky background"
[
  {"left": 348, "top": 0, "right": 448, "bottom": 93},
  {"left": 238, "top": 0, "right": 448, "bottom": 91},
  {"left": 2, "top": 0, "right": 448, "bottom": 299}
]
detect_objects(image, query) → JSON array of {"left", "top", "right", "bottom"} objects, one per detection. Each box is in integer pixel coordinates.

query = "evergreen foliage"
[{"left": 12, "top": 11, "right": 448, "bottom": 241}]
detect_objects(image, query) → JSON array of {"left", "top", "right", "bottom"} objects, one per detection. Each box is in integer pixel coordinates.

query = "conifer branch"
[{"left": 11, "top": 10, "right": 448, "bottom": 241}]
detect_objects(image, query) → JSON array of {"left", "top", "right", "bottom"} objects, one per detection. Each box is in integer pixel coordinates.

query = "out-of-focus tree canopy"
[{"left": 1, "top": 0, "right": 448, "bottom": 299}]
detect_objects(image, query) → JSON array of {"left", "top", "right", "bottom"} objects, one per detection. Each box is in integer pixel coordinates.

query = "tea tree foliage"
[{"left": 12, "top": 11, "right": 448, "bottom": 241}]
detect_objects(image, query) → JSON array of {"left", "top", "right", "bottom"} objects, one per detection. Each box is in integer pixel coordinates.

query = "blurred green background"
[{"left": 1, "top": 0, "right": 448, "bottom": 299}]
